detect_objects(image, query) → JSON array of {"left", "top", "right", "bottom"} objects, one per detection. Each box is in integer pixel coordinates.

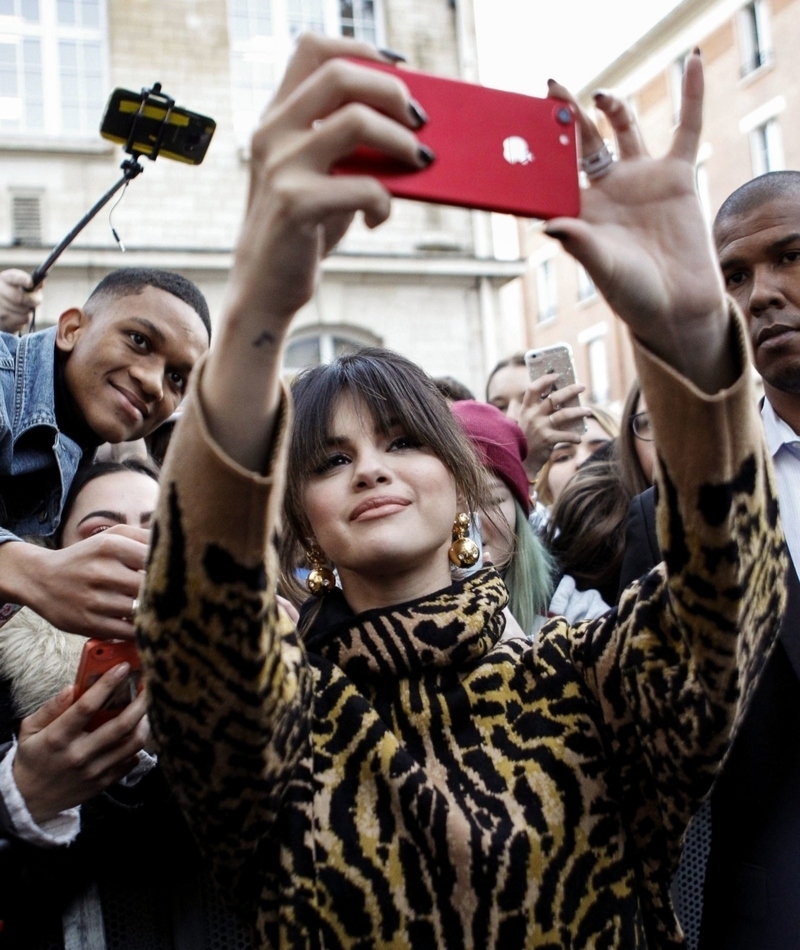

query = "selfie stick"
[{"left": 29, "top": 83, "right": 175, "bottom": 290}]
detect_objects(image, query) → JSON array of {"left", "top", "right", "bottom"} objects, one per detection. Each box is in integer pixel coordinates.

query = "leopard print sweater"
[{"left": 138, "top": 312, "right": 786, "bottom": 949}]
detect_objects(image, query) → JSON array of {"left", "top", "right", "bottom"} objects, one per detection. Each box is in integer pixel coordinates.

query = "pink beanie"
[{"left": 451, "top": 400, "right": 531, "bottom": 517}]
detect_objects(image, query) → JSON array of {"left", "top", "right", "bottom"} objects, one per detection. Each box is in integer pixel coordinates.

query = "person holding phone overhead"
[{"left": 138, "top": 36, "right": 785, "bottom": 949}]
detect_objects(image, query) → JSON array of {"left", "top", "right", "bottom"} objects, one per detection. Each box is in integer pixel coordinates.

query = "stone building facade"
[
  {"left": 0, "top": 0, "right": 526, "bottom": 394},
  {"left": 519, "top": 0, "right": 800, "bottom": 409}
]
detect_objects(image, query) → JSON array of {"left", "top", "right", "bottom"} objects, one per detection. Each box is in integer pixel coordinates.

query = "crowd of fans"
[{"left": 0, "top": 31, "right": 797, "bottom": 950}]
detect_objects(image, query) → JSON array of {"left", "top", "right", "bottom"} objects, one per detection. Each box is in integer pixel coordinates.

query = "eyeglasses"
[{"left": 631, "top": 411, "right": 653, "bottom": 442}]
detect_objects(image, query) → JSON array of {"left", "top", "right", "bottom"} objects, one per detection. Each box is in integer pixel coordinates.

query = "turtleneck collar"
[{"left": 300, "top": 568, "right": 509, "bottom": 683}]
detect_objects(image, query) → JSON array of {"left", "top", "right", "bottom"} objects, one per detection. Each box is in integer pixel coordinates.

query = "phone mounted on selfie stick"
[{"left": 26, "top": 82, "right": 216, "bottom": 328}]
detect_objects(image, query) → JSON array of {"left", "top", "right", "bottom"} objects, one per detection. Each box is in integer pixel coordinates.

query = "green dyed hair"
[{"left": 501, "top": 501, "right": 555, "bottom": 637}]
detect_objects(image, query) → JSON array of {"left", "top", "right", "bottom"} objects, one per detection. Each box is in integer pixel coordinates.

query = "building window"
[
  {"left": 228, "top": 0, "right": 272, "bottom": 40},
  {"left": 587, "top": 336, "right": 610, "bottom": 404},
  {"left": 0, "top": 0, "right": 106, "bottom": 137},
  {"left": 283, "top": 326, "right": 381, "bottom": 371},
  {"left": 228, "top": 0, "right": 382, "bottom": 146},
  {"left": 739, "top": 0, "right": 771, "bottom": 76},
  {"left": 11, "top": 191, "right": 42, "bottom": 245},
  {"left": 576, "top": 263, "right": 596, "bottom": 302},
  {"left": 750, "top": 117, "right": 784, "bottom": 176},
  {"left": 535, "top": 257, "right": 558, "bottom": 322},
  {"left": 339, "top": 0, "right": 376, "bottom": 42}
]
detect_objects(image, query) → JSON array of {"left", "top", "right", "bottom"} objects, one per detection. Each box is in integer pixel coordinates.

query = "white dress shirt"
[{"left": 762, "top": 398, "right": 800, "bottom": 574}]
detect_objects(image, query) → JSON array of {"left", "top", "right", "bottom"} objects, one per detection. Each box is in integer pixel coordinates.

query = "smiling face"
[
  {"left": 59, "top": 469, "right": 159, "bottom": 548},
  {"left": 716, "top": 194, "right": 800, "bottom": 398},
  {"left": 301, "top": 391, "right": 458, "bottom": 593},
  {"left": 57, "top": 286, "right": 209, "bottom": 443}
]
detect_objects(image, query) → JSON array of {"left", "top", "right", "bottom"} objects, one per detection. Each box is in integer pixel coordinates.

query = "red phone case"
[
  {"left": 74, "top": 639, "right": 142, "bottom": 732},
  {"left": 332, "top": 59, "right": 581, "bottom": 220}
]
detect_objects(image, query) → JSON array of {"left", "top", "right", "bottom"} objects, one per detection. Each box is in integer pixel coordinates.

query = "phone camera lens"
[{"left": 556, "top": 107, "right": 572, "bottom": 125}]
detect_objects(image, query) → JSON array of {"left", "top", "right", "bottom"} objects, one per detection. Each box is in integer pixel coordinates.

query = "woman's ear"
[{"left": 55, "top": 307, "right": 88, "bottom": 354}]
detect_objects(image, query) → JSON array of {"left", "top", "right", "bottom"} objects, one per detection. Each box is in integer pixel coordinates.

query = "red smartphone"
[
  {"left": 332, "top": 59, "right": 581, "bottom": 219},
  {"left": 74, "top": 639, "right": 142, "bottom": 732}
]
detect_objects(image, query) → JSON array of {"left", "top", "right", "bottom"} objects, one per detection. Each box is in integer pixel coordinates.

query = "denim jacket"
[{"left": 0, "top": 328, "right": 84, "bottom": 544}]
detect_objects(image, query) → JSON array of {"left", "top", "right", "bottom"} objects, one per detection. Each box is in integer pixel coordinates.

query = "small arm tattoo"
[{"left": 252, "top": 330, "right": 277, "bottom": 348}]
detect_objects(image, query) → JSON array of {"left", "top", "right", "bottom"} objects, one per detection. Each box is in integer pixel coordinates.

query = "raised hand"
[
  {"left": 0, "top": 524, "right": 149, "bottom": 639},
  {"left": 546, "top": 52, "right": 734, "bottom": 393},
  {"left": 204, "top": 34, "right": 431, "bottom": 470},
  {"left": 0, "top": 269, "right": 42, "bottom": 333},
  {"left": 518, "top": 373, "right": 591, "bottom": 477},
  {"left": 13, "top": 664, "right": 150, "bottom": 823}
]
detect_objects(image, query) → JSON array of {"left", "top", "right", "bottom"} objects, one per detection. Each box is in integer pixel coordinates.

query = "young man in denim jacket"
[{"left": 0, "top": 267, "right": 210, "bottom": 640}]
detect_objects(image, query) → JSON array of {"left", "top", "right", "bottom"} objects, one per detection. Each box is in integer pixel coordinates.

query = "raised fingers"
[
  {"left": 272, "top": 33, "right": 398, "bottom": 107},
  {"left": 277, "top": 58, "right": 420, "bottom": 134},
  {"left": 591, "top": 91, "right": 648, "bottom": 160},
  {"left": 308, "top": 101, "right": 430, "bottom": 173},
  {"left": 521, "top": 372, "right": 560, "bottom": 410},
  {"left": 66, "top": 662, "right": 135, "bottom": 736},
  {"left": 548, "top": 80, "right": 606, "bottom": 160},
  {"left": 670, "top": 49, "right": 703, "bottom": 163},
  {"left": 283, "top": 175, "right": 394, "bottom": 231}
]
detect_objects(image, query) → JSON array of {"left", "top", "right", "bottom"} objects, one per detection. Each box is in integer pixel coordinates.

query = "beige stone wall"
[{"left": 0, "top": 0, "right": 526, "bottom": 395}]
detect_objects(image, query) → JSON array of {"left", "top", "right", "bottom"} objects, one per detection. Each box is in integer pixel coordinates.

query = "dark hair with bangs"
[{"left": 281, "top": 348, "right": 489, "bottom": 591}]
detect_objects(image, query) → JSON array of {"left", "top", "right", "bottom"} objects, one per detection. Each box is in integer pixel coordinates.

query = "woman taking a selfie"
[{"left": 138, "top": 35, "right": 785, "bottom": 950}]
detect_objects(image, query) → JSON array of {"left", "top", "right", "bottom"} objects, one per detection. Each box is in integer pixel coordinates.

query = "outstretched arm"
[
  {"left": 547, "top": 53, "right": 734, "bottom": 393},
  {"left": 201, "top": 35, "right": 429, "bottom": 471},
  {"left": 544, "top": 55, "right": 786, "bottom": 936},
  {"left": 138, "top": 34, "right": 434, "bottom": 899}
]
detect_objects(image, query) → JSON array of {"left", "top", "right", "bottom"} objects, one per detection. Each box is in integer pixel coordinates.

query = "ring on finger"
[
  {"left": 129, "top": 597, "right": 140, "bottom": 622},
  {"left": 548, "top": 395, "right": 556, "bottom": 414},
  {"left": 581, "top": 143, "right": 614, "bottom": 180}
]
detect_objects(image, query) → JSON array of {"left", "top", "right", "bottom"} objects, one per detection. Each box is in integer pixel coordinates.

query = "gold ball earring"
[
  {"left": 306, "top": 544, "right": 336, "bottom": 596},
  {"left": 448, "top": 512, "right": 480, "bottom": 568}
]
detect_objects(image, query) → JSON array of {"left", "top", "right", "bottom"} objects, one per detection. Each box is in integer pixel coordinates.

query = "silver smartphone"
[{"left": 524, "top": 343, "right": 586, "bottom": 435}]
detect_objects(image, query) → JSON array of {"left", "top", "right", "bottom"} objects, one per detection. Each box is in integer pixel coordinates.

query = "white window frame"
[
  {"left": 534, "top": 255, "right": 558, "bottom": 323},
  {"left": 228, "top": 0, "right": 383, "bottom": 148},
  {"left": 283, "top": 324, "right": 382, "bottom": 371},
  {"left": 578, "top": 322, "right": 610, "bottom": 405},
  {"left": 739, "top": 97, "right": 785, "bottom": 177},
  {"left": 738, "top": 0, "right": 772, "bottom": 77},
  {"left": 0, "top": 0, "right": 108, "bottom": 139},
  {"left": 749, "top": 118, "right": 784, "bottom": 177}
]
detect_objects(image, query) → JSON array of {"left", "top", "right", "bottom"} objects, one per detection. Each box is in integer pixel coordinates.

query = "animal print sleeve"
[
  {"left": 136, "top": 358, "right": 310, "bottom": 900},
  {"left": 568, "top": 305, "right": 786, "bottom": 876}
]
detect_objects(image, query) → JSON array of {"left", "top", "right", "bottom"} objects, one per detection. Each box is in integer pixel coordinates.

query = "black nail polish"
[
  {"left": 417, "top": 144, "right": 435, "bottom": 167},
  {"left": 544, "top": 228, "right": 568, "bottom": 242},
  {"left": 592, "top": 89, "right": 608, "bottom": 102},
  {"left": 693, "top": 46, "right": 701, "bottom": 56},
  {"left": 408, "top": 99, "right": 428, "bottom": 128},
  {"left": 378, "top": 47, "right": 407, "bottom": 63}
]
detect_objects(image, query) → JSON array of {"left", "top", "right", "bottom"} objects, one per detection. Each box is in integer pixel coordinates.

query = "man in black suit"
[{"left": 618, "top": 170, "right": 800, "bottom": 949}]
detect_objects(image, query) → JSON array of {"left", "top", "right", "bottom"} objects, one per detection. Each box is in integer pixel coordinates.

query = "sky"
[{"left": 473, "top": 0, "right": 684, "bottom": 97}]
